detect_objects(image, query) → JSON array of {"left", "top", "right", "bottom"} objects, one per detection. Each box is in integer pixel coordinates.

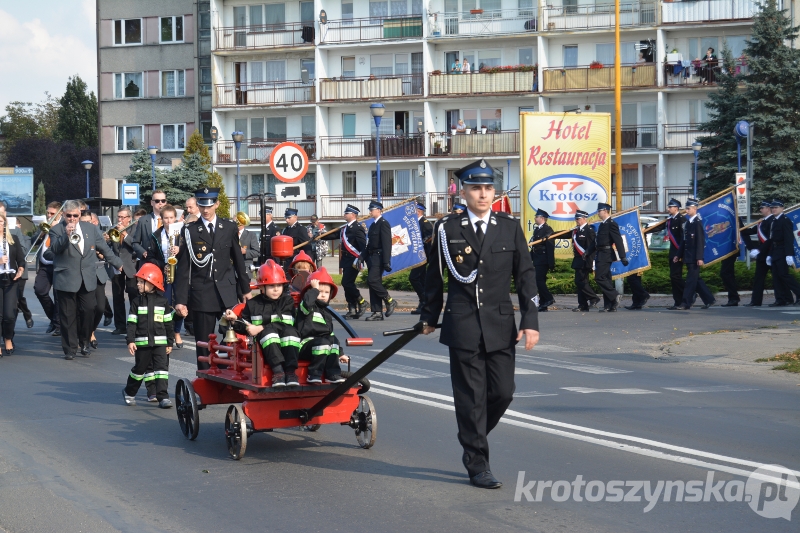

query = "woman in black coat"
[
  {"left": 0, "top": 214, "right": 26, "bottom": 356},
  {"left": 702, "top": 47, "right": 718, "bottom": 85}
]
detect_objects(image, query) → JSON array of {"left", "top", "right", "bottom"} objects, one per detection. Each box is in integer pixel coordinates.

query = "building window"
[
  {"left": 342, "top": 114, "right": 356, "bottom": 138},
  {"left": 343, "top": 171, "right": 357, "bottom": 196},
  {"left": 161, "top": 16, "right": 184, "bottom": 43},
  {"left": 372, "top": 170, "right": 394, "bottom": 198},
  {"left": 201, "top": 121, "right": 212, "bottom": 143},
  {"left": 301, "top": 115, "right": 316, "bottom": 140},
  {"left": 199, "top": 67, "right": 211, "bottom": 94},
  {"left": 519, "top": 48, "right": 535, "bottom": 66},
  {"left": 116, "top": 126, "right": 144, "bottom": 152},
  {"left": 266, "top": 117, "right": 287, "bottom": 140},
  {"left": 162, "top": 124, "right": 186, "bottom": 151},
  {"left": 342, "top": 0, "right": 354, "bottom": 21},
  {"left": 161, "top": 70, "right": 186, "bottom": 97},
  {"left": 251, "top": 118, "right": 265, "bottom": 142},
  {"left": 113, "top": 19, "right": 142, "bottom": 45},
  {"left": 460, "top": 109, "right": 502, "bottom": 131},
  {"left": 342, "top": 57, "right": 355, "bottom": 78},
  {"left": 114, "top": 72, "right": 143, "bottom": 99}
]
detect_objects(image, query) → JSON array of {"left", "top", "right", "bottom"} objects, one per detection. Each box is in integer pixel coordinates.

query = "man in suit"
[
  {"left": 742, "top": 201, "right": 779, "bottom": 306},
  {"left": 409, "top": 202, "right": 434, "bottom": 315},
  {"left": 110, "top": 207, "right": 139, "bottom": 335},
  {"left": 664, "top": 198, "right": 686, "bottom": 310},
  {"left": 362, "top": 201, "right": 397, "bottom": 321},
  {"left": 594, "top": 202, "right": 628, "bottom": 312},
  {"left": 132, "top": 189, "right": 168, "bottom": 264},
  {"left": 421, "top": 158, "right": 539, "bottom": 489},
  {"left": 677, "top": 198, "right": 715, "bottom": 310},
  {"left": 237, "top": 218, "right": 260, "bottom": 269},
  {"left": 528, "top": 208, "right": 555, "bottom": 311},
  {"left": 564, "top": 210, "right": 599, "bottom": 312},
  {"left": 174, "top": 188, "right": 252, "bottom": 369},
  {"left": 49, "top": 200, "right": 123, "bottom": 360},
  {"left": 767, "top": 199, "right": 800, "bottom": 306},
  {"left": 280, "top": 208, "right": 312, "bottom": 267},
  {"left": 318, "top": 204, "right": 367, "bottom": 319},
  {"left": 33, "top": 201, "right": 63, "bottom": 335}
]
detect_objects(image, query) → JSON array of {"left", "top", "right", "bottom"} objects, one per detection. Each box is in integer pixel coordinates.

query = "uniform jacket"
[
  {"left": 141, "top": 224, "right": 185, "bottom": 274},
  {"left": 529, "top": 223, "right": 555, "bottom": 268},
  {"left": 49, "top": 221, "right": 122, "bottom": 293},
  {"left": 0, "top": 235, "right": 25, "bottom": 275},
  {"left": 421, "top": 211, "right": 539, "bottom": 352},
  {"left": 260, "top": 220, "right": 280, "bottom": 260},
  {"left": 232, "top": 292, "right": 296, "bottom": 335},
  {"left": 364, "top": 217, "right": 392, "bottom": 269},
  {"left": 10, "top": 227, "right": 29, "bottom": 281},
  {"left": 321, "top": 220, "right": 366, "bottom": 269},
  {"left": 665, "top": 213, "right": 686, "bottom": 260},
  {"left": 741, "top": 215, "right": 773, "bottom": 262},
  {"left": 563, "top": 224, "right": 596, "bottom": 270},
  {"left": 419, "top": 216, "right": 434, "bottom": 258},
  {"left": 131, "top": 213, "right": 160, "bottom": 261},
  {"left": 679, "top": 215, "right": 705, "bottom": 264},
  {"left": 769, "top": 214, "right": 795, "bottom": 259},
  {"left": 126, "top": 291, "right": 175, "bottom": 347},
  {"left": 239, "top": 228, "right": 260, "bottom": 264},
  {"left": 174, "top": 217, "right": 250, "bottom": 312},
  {"left": 296, "top": 288, "right": 334, "bottom": 339},
  {"left": 111, "top": 229, "right": 139, "bottom": 278},
  {"left": 595, "top": 217, "right": 626, "bottom": 263},
  {"left": 282, "top": 223, "right": 312, "bottom": 255}
]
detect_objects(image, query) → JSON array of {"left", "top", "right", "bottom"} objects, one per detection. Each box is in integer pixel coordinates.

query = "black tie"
[
  {"left": 208, "top": 222, "right": 214, "bottom": 239},
  {"left": 475, "top": 220, "right": 485, "bottom": 245}
]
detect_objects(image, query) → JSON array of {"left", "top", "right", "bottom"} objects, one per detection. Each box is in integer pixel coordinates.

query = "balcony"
[
  {"left": 541, "top": 2, "right": 656, "bottom": 31},
  {"left": 612, "top": 187, "right": 660, "bottom": 213},
  {"left": 432, "top": 9, "right": 538, "bottom": 38},
  {"left": 428, "top": 70, "right": 536, "bottom": 96},
  {"left": 661, "top": 0, "right": 771, "bottom": 24},
  {"left": 213, "top": 22, "right": 315, "bottom": 52},
  {"left": 319, "top": 193, "right": 450, "bottom": 218},
  {"left": 664, "top": 58, "right": 748, "bottom": 87},
  {"left": 542, "top": 63, "right": 656, "bottom": 92},
  {"left": 231, "top": 198, "right": 317, "bottom": 219},
  {"left": 320, "top": 74, "right": 423, "bottom": 101},
  {"left": 319, "top": 135, "right": 425, "bottom": 160},
  {"left": 664, "top": 124, "right": 710, "bottom": 149},
  {"left": 611, "top": 125, "right": 658, "bottom": 150},
  {"left": 663, "top": 187, "right": 693, "bottom": 211},
  {"left": 215, "top": 138, "right": 316, "bottom": 165},
  {"left": 320, "top": 15, "right": 423, "bottom": 44},
  {"left": 428, "top": 130, "right": 520, "bottom": 157},
  {"left": 214, "top": 81, "right": 314, "bottom": 108}
]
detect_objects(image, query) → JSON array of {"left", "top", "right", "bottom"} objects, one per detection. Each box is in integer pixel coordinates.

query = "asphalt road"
[{"left": 0, "top": 287, "right": 798, "bottom": 533}]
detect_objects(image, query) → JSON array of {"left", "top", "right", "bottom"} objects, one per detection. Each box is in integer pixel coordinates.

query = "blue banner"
[
  {"left": 364, "top": 199, "right": 426, "bottom": 277},
  {"left": 591, "top": 209, "right": 651, "bottom": 279},
  {"left": 698, "top": 190, "right": 739, "bottom": 266},
  {"left": 783, "top": 205, "right": 800, "bottom": 267}
]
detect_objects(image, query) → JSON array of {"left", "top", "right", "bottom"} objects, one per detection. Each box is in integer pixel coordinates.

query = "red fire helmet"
[
  {"left": 290, "top": 250, "right": 317, "bottom": 272},
  {"left": 300, "top": 267, "right": 338, "bottom": 300},
  {"left": 256, "top": 259, "right": 287, "bottom": 286},
  {"left": 230, "top": 302, "right": 246, "bottom": 317},
  {"left": 135, "top": 263, "right": 165, "bottom": 292}
]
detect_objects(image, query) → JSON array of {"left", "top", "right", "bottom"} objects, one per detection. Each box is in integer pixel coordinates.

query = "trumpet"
[
  {"left": 69, "top": 224, "right": 82, "bottom": 244},
  {"left": 165, "top": 233, "right": 178, "bottom": 284},
  {"left": 107, "top": 221, "right": 137, "bottom": 243},
  {"left": 24, "top": 205, "right": 64, "bottom": 263},
  {"left": 235, "top": 211, "right": 250, "bottom": 227}
]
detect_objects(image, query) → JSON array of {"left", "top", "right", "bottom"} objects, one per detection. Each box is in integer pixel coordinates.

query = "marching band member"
[
  {"left": 676, "top": 198, "right": 715, "bottom": 310},
  {"left": 362, "top": 201, "right": 397, "bottom": 321},
  {"left": 767, "top": 199, "right": 800, "bottom": 306},
  {"left": 83, "top": 212, "right": 114, "bottom": 351},
  {"left": 0, "top": 213, "right": 25, "bottom": 356},
  {"left": 664, "top": 199, "right": 686, "bottom": 310},
  {"left": 0, "top": 204, "right": 33, "bottom": 329},
  {"left": 181, "top": 197, "right": 199, "bottom": 337},
  {"left": 741, "top": 201, "right": 777, "bottom": 307},
  {"left": 565, "top": 210, "right": 600, "bottom": 312},
  {"left": 409, "top": 202, "right": 433, "bottom": 315},
  {"left": 318, "top": 204, "right": 367, "bottom": 319},
  {"left": 34, "top": 201, "right": 63, "bottom": 336},
  {"left": 595, "top": 203, "right": 628, "bottom": 312},
  {"left": 132, "top": 190, "right": 168, "bottom": 264},
  {"left": 719, "top": 216, "right": 744, "bottom": 306},
  {"left": 528, "top": 208, "right": 555, "bottom": 312},
  {"left": 110, "top": 207, "right": 139, "bottom": 335}
]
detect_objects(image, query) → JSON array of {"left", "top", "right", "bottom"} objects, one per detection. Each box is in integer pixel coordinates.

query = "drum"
[{"left": 271, "top": 235, "right": 294, "bottom": 259}]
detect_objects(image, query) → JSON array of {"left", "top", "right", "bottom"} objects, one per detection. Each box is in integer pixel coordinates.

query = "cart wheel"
[
  {"left": 225, "top": 405, "right": 248, "bottom": 460},
  {"left": 175, "top": 378, "right": 200, "bottom": 440},
  {"left": 353, "top": 395, "right": 377, "bottom": 449},
  {"left": 302, "top": 424, "right": 322, "bottom": 432},
  {"left": 340, "top": 371, "right": 370, "bottom": 394}
]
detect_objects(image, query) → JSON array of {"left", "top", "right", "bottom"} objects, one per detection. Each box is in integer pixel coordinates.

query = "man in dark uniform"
[
  {"left": 319, "top": 204, "right": 367, "bottom": 319},
  {"left": 624, "top": 218, "right": 650, "bottom": 311},
  {"left": 421, "top": 158, "right": 539, "bottom": 489},
  {"left": 677, "top": 198, "right": 715, "bottom": 310},
  {"left": 409, "top": 202, "right": 434, "bottom": 315},
  {"left": 594, "top": 202, "right": 627, "bottom": 312},
  {"left": 528, "top": 208, "right": 555, "bottom": 311},
  {"left": 361, "top": 201, "right": 397, "bottom": 321},
  {"left": 174, "top": 188, "right": 252, "bottom": 369},
  {"left": 280, "top": 208, "right": 312, "bottom": 267},
  {"left": 564, "top": 210, "right": 599, "bottom": 312},
  {"left": 256, "top": 206, "right": 279, "bottom": 264},
  {"left": 767, "top": 199, "right": 800, "bottom": 306},
  {"left": 664, "top": 198, "right": 686, "bottom": 310},
  {"left": 741, "top": 201, "right": 777, "bottom": 306}
]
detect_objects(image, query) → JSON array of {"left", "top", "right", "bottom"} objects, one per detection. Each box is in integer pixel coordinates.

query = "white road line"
[
  {"left": 513, "top": 391, "right": 559, "bottom": 398},
  {"left": 663, "top": 385, "right": 758, "bottom": 393},
  {"left": 367, "top": 383, "right": 800, "bottom": 486},
  {"left": 349, "top": 355, "right": 450, "bottom": 379},
  {"left": 516, "top": 353, "right": 631, "bottom": 375},
  {"left": 527, "top": 344, "right": 577, "bottom": 353},
  {"left": 375, "top": 349, "right": 548, "bottom": 375},
  {"left": 780, "top": 311, "right": 800, "bottom": 315},
  {"left": 562, "top": 387, "right": 659, "bottom": 395},
  {"left": 515, "top": 368, "right": 547, "bottom": 375}
]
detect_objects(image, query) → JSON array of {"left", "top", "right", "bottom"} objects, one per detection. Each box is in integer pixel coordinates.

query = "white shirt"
[
  {"left": 687, "top": 214, "right": 698, "bottom": 223},
  {"left": 372, "top": 215, "right": 382, "bottom": 223},
  {"left": 202, "top": 215, "right": 218, "bottom": 233},
  {"left": 466, "top": 209, "right": 490, "bottom": 235},
  {"left": 151, "top": 213, "right": 160, "bottom": 233},
  {"left": 73, "top": 223, "right": 84, "bottom": 254},
  {"left": 577, "top": 223, "right": 587, "bottom": 230},
  {"left": 0, "top": 238, "right": 13, "bottom": 274}
]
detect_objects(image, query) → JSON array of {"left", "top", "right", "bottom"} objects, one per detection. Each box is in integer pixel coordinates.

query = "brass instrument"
[
  {"left": 235, "top": 211, "right": 251, "bottom": 227},
  {"left": 69, "top": 224, "right": 82, "bottom": 244},
  {"left": 107, "top": 221, "right": 137, "bottom": 243},
  {"left": 165, "top": 232, "right": 178, "bottom": 284},
  {"left": 24, "top": 205, "right": 64, "bottom": 263}
]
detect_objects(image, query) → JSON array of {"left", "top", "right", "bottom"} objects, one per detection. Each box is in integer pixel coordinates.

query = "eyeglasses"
[
  {"left": 153, "top": 199, "right": 167, "bottom": 204},
  {"left": 65, "top": 214, "right": 80, "bottom": 219}
]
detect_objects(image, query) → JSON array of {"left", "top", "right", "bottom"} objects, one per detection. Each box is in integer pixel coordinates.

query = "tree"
[
  {"left": 0, "top": 94, "right": 60, "bottom": 152},
  {"left": 206, "top": 171, "right": 230, "bottom": 219},
  {"left": 182, "top": 130, "right": 230, "bottom": 218},
  {"left": 33, "top": 182, "right": 47, "bottom": 215},
  {"left": 184, "top": 129, "right": 211, "bottom": 167},
  {"left": 121, "top": 149, "right": 169, "bottom": 208},
  {"left": 54, "top": 75, "right": 98, "bottom": 149},
  {"left": 168, "top": 153, "right": 212, "bottom": 206}
]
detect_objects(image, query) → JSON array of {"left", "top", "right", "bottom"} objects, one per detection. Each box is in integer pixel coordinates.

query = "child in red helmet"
[
  {"left": 123, "top": 264, "right": 174, "bottom": 408},
  {"left": 296, "top": 267, "right": 349, "bottom": 383},
  {"left": 289, "top": 250, "right": 316, "bottom": 277},
  {"left": 224, "top": 259, "right": 300, "bottom": 387}
]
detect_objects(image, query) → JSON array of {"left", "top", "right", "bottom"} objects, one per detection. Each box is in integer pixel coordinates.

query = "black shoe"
[
  {"left": 543, "top": 299, "right": 555, "bottom": 308},
  {"left": 271, "top": 372, "right": 286, "bottom": 388},
  {"left": 469, "top": 471, "right": 502, "bottom": 489},
  {"left": 90, "top": 339, "right": 98, "bottom": 349},
  {"left": 64, "top": 354, "right": 75, "bottom": 360},
  {"left": 410, "top": 303, "right": 422, "bottom": 315},
  {"left": 307, "top": 374, "right": 323, "bottom": 384},
  {"left": 641, "top": 295, "right": 650, "bottom": 307},
  {"left": 111, "top": 327, "right": 126, "bottom": 335},
  {"left": 25, "top": 316, "right": 34, "bottom": 328},
  {"left": 365, "top": 312, "right": 384, "bottom": 321},
  {"left": 588, "top": 298, "right": 601, "bottom": 308},
  {"left": 721, "top": 301, "right": 739, "bottom": 307},
  {"left": 45, "top": 322, "right": 56, "bottom": 334},
  {"left": 768, "top": 302, "right": 788, "bottom": 307},
  {"left": 624, "top": 305, "right": 642, "bottom": 310},
  {"left": 572, "top": 307, "right": 589, "bottom": 312},
  {"left": 325, "top": 373, "right": 346, "bottom": 383},
  {"left": 52, "top": 328, "right": 61, "bottom": 337},
  {"left": 538, "top": 305, "right": 548, "bottom": 312},
  {"left": 744, "top": 302, "right": 761, "bottom": 307},
  {"left": 285, "top": 371, "right": 300, "bottom": 386},
  {"left": 80, "top": 344, "right": 90, "bottom": 356},
  {"left": 599, "top": 306, "right": 617, "bottom": 312},
  {"left": 103, "top": 316, "right": 113, "bottom": 327},
  {"left": 666, "top": 305, "right": 681, "bottom": 310},
  {"left": 700, "top": 299, "right": 716, "bottom": 309},
  {"left": 385, "top": 298, "right": 398, "bottom": 317},
  {"left": 344, "top": 305, "right": 356, "bottom": 319},
  {"left": 354, "top": 299, "right": 367, "bottom": 319},
  {"left": 676, "top": 306, "right": 691, "bottom": 310}
]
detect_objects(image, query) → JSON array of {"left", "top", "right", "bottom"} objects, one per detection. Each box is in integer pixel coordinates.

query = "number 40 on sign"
[{"left": 270, "top": 141, "right": 309, "bottom": 183}]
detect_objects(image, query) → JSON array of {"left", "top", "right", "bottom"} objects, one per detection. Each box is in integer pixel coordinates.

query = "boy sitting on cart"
[
  {"left": 225, "top": 260, "right": 301, "bottom": 388},
  {"left": 297, "top": 268, "right": 349, "bottom": 384}
]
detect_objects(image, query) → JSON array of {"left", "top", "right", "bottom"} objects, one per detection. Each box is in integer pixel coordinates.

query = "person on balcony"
[
  {"left": 701, "top": 48, "right": 718, "bottom": 85},
  {"left": 395, "top": 124, "right": 405, "bottom": 137},
  {"left": 456, "top": 120, "right": 467, "bottom": 134},
  {"left": 462, "top": 58, "right": 471, "bottom": 74},
  {"left": 451, "top": 60, "right": 462, "bottom": 75}
]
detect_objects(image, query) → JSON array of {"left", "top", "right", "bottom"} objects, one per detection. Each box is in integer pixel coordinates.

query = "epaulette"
[{"left": 493, "top": 211, "right": 515, "bottom": 220}]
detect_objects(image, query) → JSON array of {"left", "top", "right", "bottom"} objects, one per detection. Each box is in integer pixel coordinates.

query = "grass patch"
[{"left": 755, "top": 349, "right": 800, "bottom": 373}]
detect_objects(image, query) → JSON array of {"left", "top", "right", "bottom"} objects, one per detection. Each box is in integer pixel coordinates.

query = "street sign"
[
  {"left": 121, "top": 183, "right": 140, "bottom": 205},
  {"left": 735, "top": 172, "right": 747, "bottom": 215},
  {"left": 275, "top": 183, "right": 306, "bottom": 200},
  {"left": 269, "top": 142, "right": 309, "bottom": 183}
]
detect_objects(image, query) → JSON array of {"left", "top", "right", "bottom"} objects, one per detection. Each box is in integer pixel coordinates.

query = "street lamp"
[
  {"left": 81, "top": 160, "right": 93, "bottom": 198},
  {"left": 148, "top": 146, "right": 158, "bottom": 192},
  {"left": 232, "top": 131, "right": 245, "bottom": 212},
  {"left": 370, "top": 103, "right": 385, "bottom": 203},
  {"left": 692, "top": 141, "right": 701, "bottom": 198},
  {"left": 734, "top": 120, "right": 749, "bottom": 173}
]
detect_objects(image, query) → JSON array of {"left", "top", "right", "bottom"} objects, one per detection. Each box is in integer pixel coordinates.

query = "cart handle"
[{"left": 383, "top": 322, "right": 440, "bottom": 336}]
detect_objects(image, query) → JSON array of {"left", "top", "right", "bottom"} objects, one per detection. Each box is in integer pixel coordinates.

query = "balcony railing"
[
  {"left": 231, "top": 198, "right": 317, "bottom": 220},
  {"left": 214, "top": 22, "right": 315, "bottom": 51},
  {"left": 612, "top": 187, "right": 660, "bottom": 213},
  {"left": 541, "top": 2, "right": 656, "bottom": 31},
  {"left": 320, "top": 74, "right": 423, "bottom": 101},
  {"left": 214, "top": 81, "right": 314, "bottom": 107},
  {"left": 432, "top": 8, "right": 539, "bottom": 37},
  {"left": 664, "top": 124, "right": 711, "bottom": 149},
  {"left": 664, "top": 58, "right": 748, "bottom": 87},
  {"left": 542, "top": 63, "right": 656, "bottom": 92},
  {"left": 661, "top": 0, "right": 772, "bottom": 24},
  {"left": 319, "top": 135, "right": 425, "bottom": 159},
  {"left": 428, "top": 70, "right": 537, "bottom": 96},
  {"left": 429, "top": 131, "right": 520, "bottom": 157},
  {"left": 611, "top": 125, "right": 658, "bottom": 150},
  {"left": 215, "top": 138, "right": 316, "bottom": 165},
  {"left": 663, "top": 187, "right": 693, "bottom": 211},
  {"left": 320, "top": 15, "right": 423, "bottom": 44}
]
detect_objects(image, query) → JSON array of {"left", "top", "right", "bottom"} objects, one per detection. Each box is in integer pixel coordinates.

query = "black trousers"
[
  {"left": 594, "top": 251, "right": 618, "bottom": 307},
  {"left": 34, "top": 266, "right": 59, "bottom": 325},
  {"left": 192, "top": 309, "right": 221, "bottom": 370},
  {"left": 533, "top": 263, "right": 554, "bottom": 305},
  {"left": 92, "top": 281, "right": 108, "bottom": 331},
  {"left": 0, "top": 278, "right": 19, "bottom": 339},
  {"left": 409, "top": 264, "right": 426, "bottom": 303},
  {"left": 669, "top": 258, "right": 685, "bottom": 306},
  {"left": 299, "top": 335, "right": 343, "bottom": 379},
  {"left": 16, "top": 278, "right": 31, "bottom": 322},
  {"left": 111, "top": 274, "right": 138, "bottom": 330},
  {"left": 719, "top": 254, "right": 740, "bottom": 303},
  {"left": 682, "top": 264, "right": 714, "bottom": 307},
  {"left": 367, "top": 253, "right": 390, "bottom": 312},
  {"left": 627, "top": 274, "right": 650, "bottom": 306},
  {"left": 449, "top": 340, "right": 515, "bottom": 478},
  {"left": 574, "top": 268, "right": 598, "bottom": 308},
  {"left": 255, "top": 323, "right": 300, "bottom": 372},
  {"left": 771, "top": 257, "right": 800, "bottom": 303},
  {"left": 125, "top": 346, "right": 169, "bottom": 401},
  {"left": 749, "top": 260, "right": 769, "bottom": 305},
  {"left": 340, "top": 262, "right": 363, "bottom": 305},
  {"left": 57, "top": 283, "right": 95, "bottom": 355}
]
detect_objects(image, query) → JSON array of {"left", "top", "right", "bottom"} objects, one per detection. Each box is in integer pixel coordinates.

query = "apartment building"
[
  {"left": 181, "top": 0, "right": 792, "bottom": 220},
  {"left": 97, "top": 0, "right": 199, "bottom": 198}
]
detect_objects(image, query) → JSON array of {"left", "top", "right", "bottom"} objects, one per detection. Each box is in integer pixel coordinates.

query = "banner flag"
[
  {"left": 364, "top": 199, "right": 426, "bottom": 278},
  {"left": 698, "top": 190, "right": 739, "bottom": 266},
  {"left": 492, "top": 195, "right": 512, "bottom": 215},
  {"left": 782, "top": 205, "right": 800, "bottom": 269},
  {"left": 591, "top": 209, "right": 651, "bottom": 280}
]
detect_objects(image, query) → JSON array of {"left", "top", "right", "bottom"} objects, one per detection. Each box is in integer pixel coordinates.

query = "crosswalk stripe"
[
  {"left": 662, "top": 385, "right": 758, "bottom": 393},
  {"left": 388, "top": 349, "right": 548, "bottom": 375},
  {"left": 348, "top": 355, "right": 450, "bottom": 379},
  {"left": 515, "top": 368, "right": 547, "bottom": 375},
  {"left": 513, "top": 391, "right": 558, "bottom": 398},
  {"left": 562, "top": 387, "right": 659, "bottom": 395},
  {"left": 516, "top": 354, "right": 631, "bottom": 375}
]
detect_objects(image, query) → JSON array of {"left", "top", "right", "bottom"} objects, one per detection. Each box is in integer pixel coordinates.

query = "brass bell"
[{"left": 223, "top": 326, "right": 238, "bottom": 344}]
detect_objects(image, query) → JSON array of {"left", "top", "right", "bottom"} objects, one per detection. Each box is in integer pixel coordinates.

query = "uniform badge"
[
  {"left": 464, "top": 246, "right": 472, "bottom": 255},
  {"left": 201, "top": 246, "right": 207, "bottom": 251},
  {"left": 218, "top": 224, "right": 223, "bottom": 229},
  {"left": 456, "top": 255, "right": 464, "bottom": 263},
  {"left": 203, "top": 188, "right": 209, "bottom": 194},
  {"left": 196, "top": 253, "right": 202, "bottom": 258}
]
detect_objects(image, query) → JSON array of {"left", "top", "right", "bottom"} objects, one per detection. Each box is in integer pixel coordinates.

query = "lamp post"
[
  {"left": 692, "top": 141, "right": 701, "bottom": 198},
  {"left": 232, "top": 131, "right": 244, "bottom": 212},
  {"left": 370, "top": 103, "right": 385, "bottom": 203},
  {"left": 81, "top": 160, "right": 93, "bottom": 198},
  {"left": 147, "top": 146, "right": 158, "bottom": 192}
]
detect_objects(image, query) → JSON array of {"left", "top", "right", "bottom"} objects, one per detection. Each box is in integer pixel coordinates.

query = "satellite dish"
[{"left": 319, "top": 9, "right": 327, "bottom": 25}]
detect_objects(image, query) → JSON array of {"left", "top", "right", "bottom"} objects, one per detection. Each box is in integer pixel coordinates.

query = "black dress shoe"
[
  {"left": 721, "top": 301, "right": 739, "bottom": 307},
  {"left": 624, "top": 305, "right": 642, "bottom": 310},
  {"left": 543, "top": 299, "right": 555, "bottom": 307},
  {"left": 538, "top": 305, "right": 548, "bottom": 312},
  {"left": 80, "top": 344, "right": 90, "bottom": 356},
  {"left": 90, "top": 339, "right": 98, "bottom": 349},
  {"left": 45, "top": 322, "right": 56, "bottom": 334},
  {"left": 410, "top": 307, "right": 422, "bottom": 315},
  {"left": 700, "top": 300, "right": 716, "bottom": 309},
  {"left": 572, "top": 307, "right": 589, "bottom": 312},
  {"left": 103, "top": 316, "right": 113, "bottom": 327},
  {"left": 111, "top": 328, "right": 126, "bottom": 335},
  {"left": 365, "top": 312, "right": 384, "bottom": 321},
  {"left": 64, "top": 354, "right": 74, "bottom": 360},
  {"left": 641, "top": 296, "right": 650, "bottom": 307},
  {"left": 666, "top": 305, "right": 681, "bottom": 310},
  {"left": 51, "top": 328, "right": 61, "bottom": 337},
  {"left": 470, "top": 471, "right": 502, "bottom": 489},
  {"left": 677, "top": 306, "right": 691, "bottom": 310},
  {"left": 25, "top": 316, "right": 34, "bottom": 328},
  {"left": 384, "top": 298, "right": 398, "bottom": 317},
  {"left": 768, "top": 302, "right": 788, "bottom": 307},
  {"left": 744, "top": 302, "right": 760, "bottom": 307},
  {"left": 588, "top": 298, "right": 601, "bottom": 308}
]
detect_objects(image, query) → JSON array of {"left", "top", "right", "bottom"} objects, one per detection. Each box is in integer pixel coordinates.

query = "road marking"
[
  {"left": 367, "top": 381, "right": 800, "bottom": 487},
  {"left": 375, "top": 349, "right": 549, "bottom": 375},
  {"left": 515, "top": 368, "right": 547, "bottom": 375},
  {"left": 516, "top": 353, "right": 631, "bottom": 374},
  {"left": 513, "top": 391, "right": 559, "bottom": 398},
  {"left": 663, "top": 385, "right": 758, "bottom": 393},
  {"left": 780, "top": 311, "right": 800, "bottom": 315},
  {"left": 562, "top": 387, "right": 659, "bottom": 395},
  {"left": 349, "top": 355, "right": 450, "bottom": 379},
  {"left": 528, "top": 344, "right": 577, "bottom": 353}
]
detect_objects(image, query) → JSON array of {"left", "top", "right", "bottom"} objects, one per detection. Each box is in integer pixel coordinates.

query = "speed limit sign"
[{"left": 269, "top": 142, "right": 309, "bottom": 183}]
